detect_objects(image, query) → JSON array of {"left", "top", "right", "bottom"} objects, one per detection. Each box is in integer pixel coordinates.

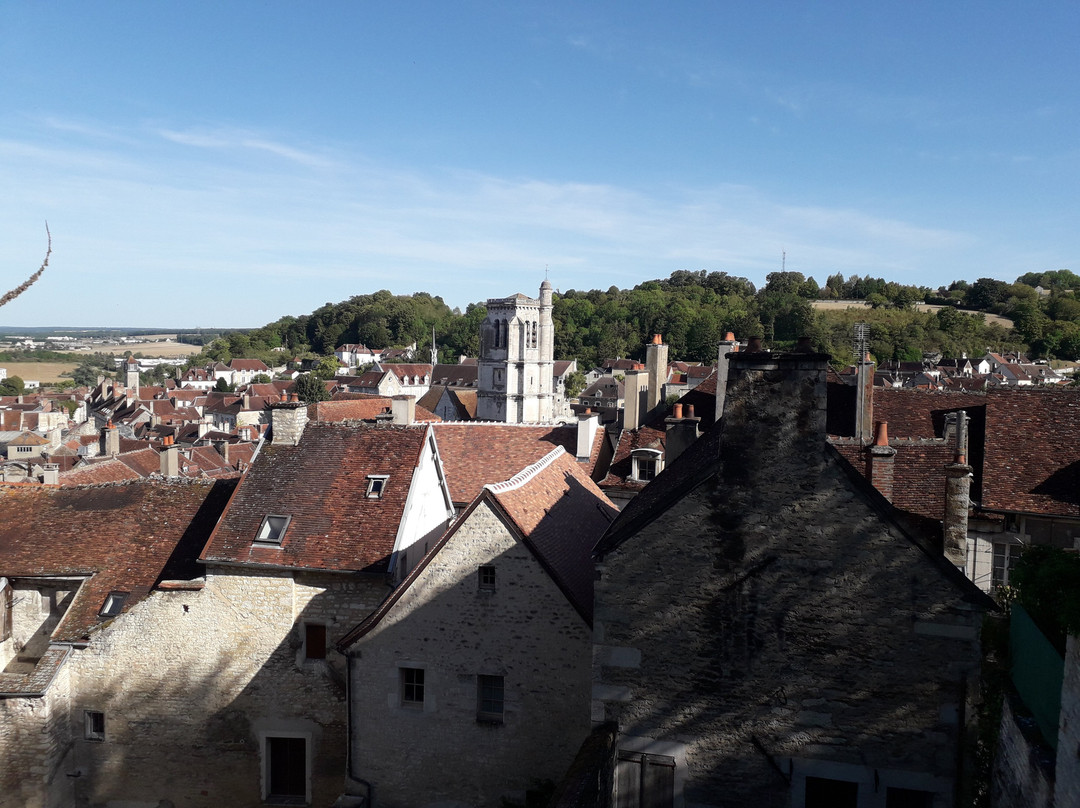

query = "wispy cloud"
[{"left": 156, "top": 127, "right": 337, "bottom": 168}]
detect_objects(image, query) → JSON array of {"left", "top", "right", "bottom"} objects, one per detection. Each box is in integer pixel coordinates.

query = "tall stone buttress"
[{"left": 476, "top": 280, "right": 554, "bottom": 423}]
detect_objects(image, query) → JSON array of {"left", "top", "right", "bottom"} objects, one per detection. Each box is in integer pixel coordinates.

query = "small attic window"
[
  {"left": 631, "top": 449, "right": 663, "bottom": 482},
  {"left": 255, "top": 514, "right": 291, "bottom": 545},
  {"left": 366, "top": 475, "right": 390, "bottom": 499},
  {"left": 100, "top": 592, "right": 127, "bottom": 617}
]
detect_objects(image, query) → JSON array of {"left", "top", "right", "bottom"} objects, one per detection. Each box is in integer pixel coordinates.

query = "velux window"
[
  {"left": 366, "top": 475, "right": 389, "bottom": 499},
  {"left": 255, "top": 515, "right": 291, "bottom": 545},
  {"left": 100, "top": 592, "right": 127, "bottom": 617}
]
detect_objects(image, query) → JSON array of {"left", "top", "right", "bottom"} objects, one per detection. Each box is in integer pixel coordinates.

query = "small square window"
[
  {"left": 366, "top": 475, "right": 389, "bottom": 499},
  {"left": 477, "top": 674, "right": 504, "bottom": 723},
  {"left": 478, "top": 565, "right": 496, "bottom": 592},
  {"left": 304, "top": 624, "right": 326, "bottom": 660},
  {"left": 400, "top": 667, "right": 424, "bottom": 708},
  {"left": 100, "top": 592, "right": 127, "bottom": 617},
  {"left": 84, "top": 710, "right": 105, "bottom": 741},
  {"left": 255, "top": 514, "right": 291, "bottom": 545}
]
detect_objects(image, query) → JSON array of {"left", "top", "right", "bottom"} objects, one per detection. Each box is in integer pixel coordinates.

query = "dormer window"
[
  {"left": 631, "top": 449, "right": 663, "bottom": 482},
  {"left": 100, "top": 592, "right": 127, "bottom": 617},
  {"left": 255, "top": 514, "right": 291, "bottom": 545},
  {"left": 366, "top": 475, "right": 389, "bottom": 499}
]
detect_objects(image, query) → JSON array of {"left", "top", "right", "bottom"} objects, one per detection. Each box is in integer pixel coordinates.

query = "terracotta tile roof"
[
  {"left": 982, "top": 388, "right": 1080, "bottom": 516},
  {"left": 229, "top": 359, "right": 270, "bottom": 372},
  {"left": 0, "top": 478, "right": 234, "bottom": 642},
  {"left": 9, "top": 431, "right": 49, "bottom": 446},
  {"left": 431, "top": 423, "right": 603, "bottom": 506},
  {"left": 830, "top": 440, "right": 955, "bottom": 523},
  {"left": 486, "top": 450, "right": 618, "bottom": 623},
  {"left": 870, "top": 388, "right": 986, "bottom": 440},
  {"left": 201, "top": 423, "right": 430, "bottom": 573},
  {"left": 117, "top": 448, "right": 162, "bottom": 477},
  {"left": 379, "top": 363, "right": 432, "bottom": 381},
  {"left": 227, "top": 442, "right": 256, "bottom": 470},
  {"left": 600, "top": 425, "right": 666, "bottom": 492},
  {"left": 61, "top": 459, "right": 143, "bottom": 485},
  {"left": 309, "top": 397, "right": 438, "bottom": 423}
]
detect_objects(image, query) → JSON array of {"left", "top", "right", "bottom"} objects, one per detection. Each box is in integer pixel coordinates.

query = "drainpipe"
[{"left": 345, "top": 652, "right": 373, "bottom": 806}]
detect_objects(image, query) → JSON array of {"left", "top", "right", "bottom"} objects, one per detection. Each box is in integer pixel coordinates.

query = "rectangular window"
[
  {"left": 992, "top": 542, "right": 1020, "bottom": 587},
  {"left": 615, "top": 751, "right": 675, "bottom": 808},
  {"left": 255, "top": 514, "right": 291, "bottom": 545},
  {"left": 366, "top": 475, "right": 389, "bottom": 499},
  {"left": 400, "top": 667, "right": 424, "bottom": 708},
  {"left": 478, "top": 565, "right": 496, "bottom": 592},
  {"left": 477, "top": 674, "right": 504, "bottom": 723},
  {"left": 84, "top": 710, "right": 105, "bottom": 741},
  {"left": 304, "top": 624, "right": 326, "bottom": 660},
  {"left": 805, "top": 776, "right": 858, "bottom": 808},
  {"left": 265, "top": 735, "right": 307, "bottom": 801},
  {"left": 634, "top": 457, "right": 658, "bottom": 481}
]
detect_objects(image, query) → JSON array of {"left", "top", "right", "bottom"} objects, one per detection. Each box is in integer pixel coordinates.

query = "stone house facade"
[
  {"left": 590, "top": 350, "right": 992, "bottom": 808},
  {"left": 338, "top": 449, "right": 617, "bottom": 807}
]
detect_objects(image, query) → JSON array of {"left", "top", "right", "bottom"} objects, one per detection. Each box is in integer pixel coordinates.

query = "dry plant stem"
[{"left": 0, "top": 222, "right": 50, "bottom": 309}]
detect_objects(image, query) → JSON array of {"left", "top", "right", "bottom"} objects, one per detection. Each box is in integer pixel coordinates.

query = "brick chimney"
[
  {"left": 714, "top": 332, "right": 740, "bottom": 423},
  {"left": 391, "top": 395, "right": 415, "bottom": 425},
  {"left": 576, "top": 408, "right": 600, "bottom": 461},
  {"left": 665, "top": 403, "right": 701, "bottom": 464},
  {"left": 645, "top": 334, "right": 668, "bottom": 414},
  {"left": 271, "top": 397, "right": 309, "bottom": 446},
  {"left": 943, "top": 410, "right": 971, "bottom": 570},
  {"left": 623, "top": 370, "right": 648, "bottom": 432},
  {"left": 866, "top": 421, "right": 897, "bottom": 501}
]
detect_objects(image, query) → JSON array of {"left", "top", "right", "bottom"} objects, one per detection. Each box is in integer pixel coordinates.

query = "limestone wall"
[{"left": 349, "top": 502, "right": 592, "bottom": 807}]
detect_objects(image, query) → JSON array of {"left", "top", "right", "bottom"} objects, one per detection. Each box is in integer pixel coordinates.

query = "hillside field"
[{"left": 811, "top": 299, "right": 1015, "bottom": 330}]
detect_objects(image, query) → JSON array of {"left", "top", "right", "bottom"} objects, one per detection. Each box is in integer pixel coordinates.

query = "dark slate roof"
[
  {"left": 431, "top": 363, "right": 478, "bottom": 387},
  {"left": 0, "top": 479, "right": 234, "bottom": 642},
  {"left": 201, "top": 423, "right": 429, "bottom": 573}
]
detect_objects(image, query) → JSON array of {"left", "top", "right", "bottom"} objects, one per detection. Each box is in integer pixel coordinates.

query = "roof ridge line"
[{"left": 484, "top": 447, "right": 566, "bottom": 494}]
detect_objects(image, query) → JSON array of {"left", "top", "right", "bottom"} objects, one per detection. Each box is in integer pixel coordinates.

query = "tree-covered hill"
[{"left": 185, "top": 267, "right": 1080, "bottom": 373}]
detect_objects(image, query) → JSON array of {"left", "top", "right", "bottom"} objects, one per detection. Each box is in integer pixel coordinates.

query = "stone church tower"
[{"left": 476, "top": 280, "right": 554, "bottom": 423}]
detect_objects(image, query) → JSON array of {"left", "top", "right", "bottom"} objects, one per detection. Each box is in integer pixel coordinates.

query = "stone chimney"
[
  {"left": 866, "top": 421, "right": 897, "bottom": 501},
  {"left": 103, "top": 421, "right": 120, "bottom": 457},
  {"left": 855, "top": 353, "right": 875, "bottom": 444},
  {"left": 665, "top": 403, "right": 701, "bottom": 464},
  {"left": 391, "top": 395, "right": 416, "bottom": 425},
  {"left": 943, "top": 410, "right": 971, "bottom": 570},
  {"left": 160, "top": 438, "right": 179, "bottom": 477},
  {"left": 271, "top": 397, "right": 309, "bottom": 446},
  {"left": 42, "top": 463, "right": 59, "bottom": 486},
  {"left": 714, "top": 332, "right": 740, "bottom": 423},
  {"left": 623, "top": 370, "right": 648, "bottom": 432},
  {"left": 576, "top": 408, "right": 600, "bottom": 461},
  {"left": 645, "top": 334, "right": 668, "bottom": 414}
]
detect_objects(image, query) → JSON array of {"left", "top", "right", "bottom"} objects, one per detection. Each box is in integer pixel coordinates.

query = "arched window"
[{"left": 501, "top": 319, "right": 509, "bottom": 350}]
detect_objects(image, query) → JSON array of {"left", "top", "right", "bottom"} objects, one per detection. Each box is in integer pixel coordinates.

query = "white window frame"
[
  {"left": 100, "top": 591, "right": 127, "bottom": 617},
  {"left": 631, "top": 449, "right": 663, "bottom": 482},
  {"left": 366, "top": 474, "right": 389, "bottom": 499}
]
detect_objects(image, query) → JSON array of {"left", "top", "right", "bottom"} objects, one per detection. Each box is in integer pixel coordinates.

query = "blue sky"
[{"left": 1, "top": 2, "right": 1077, "bottom": 328}]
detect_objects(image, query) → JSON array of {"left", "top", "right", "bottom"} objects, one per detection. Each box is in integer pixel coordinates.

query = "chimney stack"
[
  {"left": 271, "top": 398, "right": 309, "bottom": 446},
  {"left": 645, "top": 335, "right": 668, "bottom": 414},
  {"left": 855, "top": 353, "right": 875, "bottom": 444},
  {"left": 576, "top": 408, "right": 600, "bottom": 461},
  {"left": 715, "top": 332, "right": 740, "bottom": 423},
  {"left": 103, "top": 421, "right": 120, "bottom": 457},
  {"left": 866, "top": 421, "right": 897, "bottom": 501},
  {"left": 391, "top": 395, "right": 416, "bottom": 425},
  {"left": 160, "top": 443, "right": 179, "bottom": 477},
  {"left": 665, "top": 402, "right": 701, "bottom": 464},
  {"left": 42, "top": 463, "right": 59, "bottom": 486},
  {"left": 943, "top": 411, "right": 971, "bottom": 570},
  {"left": 623, "top": 370, "right": 648, "bottom": 432}
]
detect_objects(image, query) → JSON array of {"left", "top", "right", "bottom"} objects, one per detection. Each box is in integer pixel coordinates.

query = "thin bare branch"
[{"left": 0, "top": 222, "right": 50, "bottom": 309}]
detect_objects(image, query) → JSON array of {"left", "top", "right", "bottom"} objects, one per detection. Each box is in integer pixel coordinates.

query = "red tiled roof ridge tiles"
[{"left": 484, "top": 447, "right": 566, "bottom": 494}]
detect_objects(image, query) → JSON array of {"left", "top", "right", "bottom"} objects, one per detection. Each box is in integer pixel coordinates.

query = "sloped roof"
[
  {"left": 61, "top": 459, "right": 143, "bottom": 485},
  {"left": 201, "top": 423, "right": 430, "bottom": 573},
  {"left": 431, "top": 363, "right": 478, "bottom": 387},
  {"left": 229, "top": 359, "right": 270, "bottom": 372},
  {"left": 380, "top": 363, "right": 432, "bottom": 381},
  {"left": 338, "top": 449, "right": 617, "bottom": 648},
  {"left": 982, "top": 388, "right": 1080, "bottom": 516},
  {"left": 431, "top": 423, "right": 604, "bottom": 506},
  {"left": 599, "top": 425, "right": 666, "bottom": 492},
  {"left": 0, "top": 479, "right": 234, "bottom": 643}
]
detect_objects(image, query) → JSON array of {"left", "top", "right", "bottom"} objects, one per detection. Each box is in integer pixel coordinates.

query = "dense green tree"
[
  {"left": 0, "top": 375, "right": 25, "bottom": 397},
  {"left": 292, "top": 373, "right": 330, "bottom": 403}
]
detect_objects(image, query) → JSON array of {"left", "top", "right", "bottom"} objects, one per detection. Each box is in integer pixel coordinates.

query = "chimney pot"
[
  {"left": 687, "top": 404, "right": 695, "bottom": 418},
  {"left": 673, "top": 403, "right": 683, "bottom": 419},
  {"left": 874, "top": 421, "right": 889, "bottom": 446},
  {"left": 747, "top": 337, "right": 763, "bottom": 352},
  {"left": 290, "top": 393, "right": 300, "bottom": 403},
  {"left": 724, "top": 332, "right": 736, "bottom": 342}
]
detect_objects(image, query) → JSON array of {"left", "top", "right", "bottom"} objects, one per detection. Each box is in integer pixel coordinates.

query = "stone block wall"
[
  {"left": 0, "top": 660, "right": 72, "bottom": 808},
  {"left": 593, "top": 354, "right": 986, "bottom": 807},
  {"left": 348, "top": 502, "right": 592, "bottom": 807},
  {"left": 991, "top": 692, "right": 1054, "bottom": 808},
  {"left": 1055, "top": 635, "right": 1080, "bottom": 807},
  {"left": 60, "top": 566, "right": 388, "bottom": 807}
]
